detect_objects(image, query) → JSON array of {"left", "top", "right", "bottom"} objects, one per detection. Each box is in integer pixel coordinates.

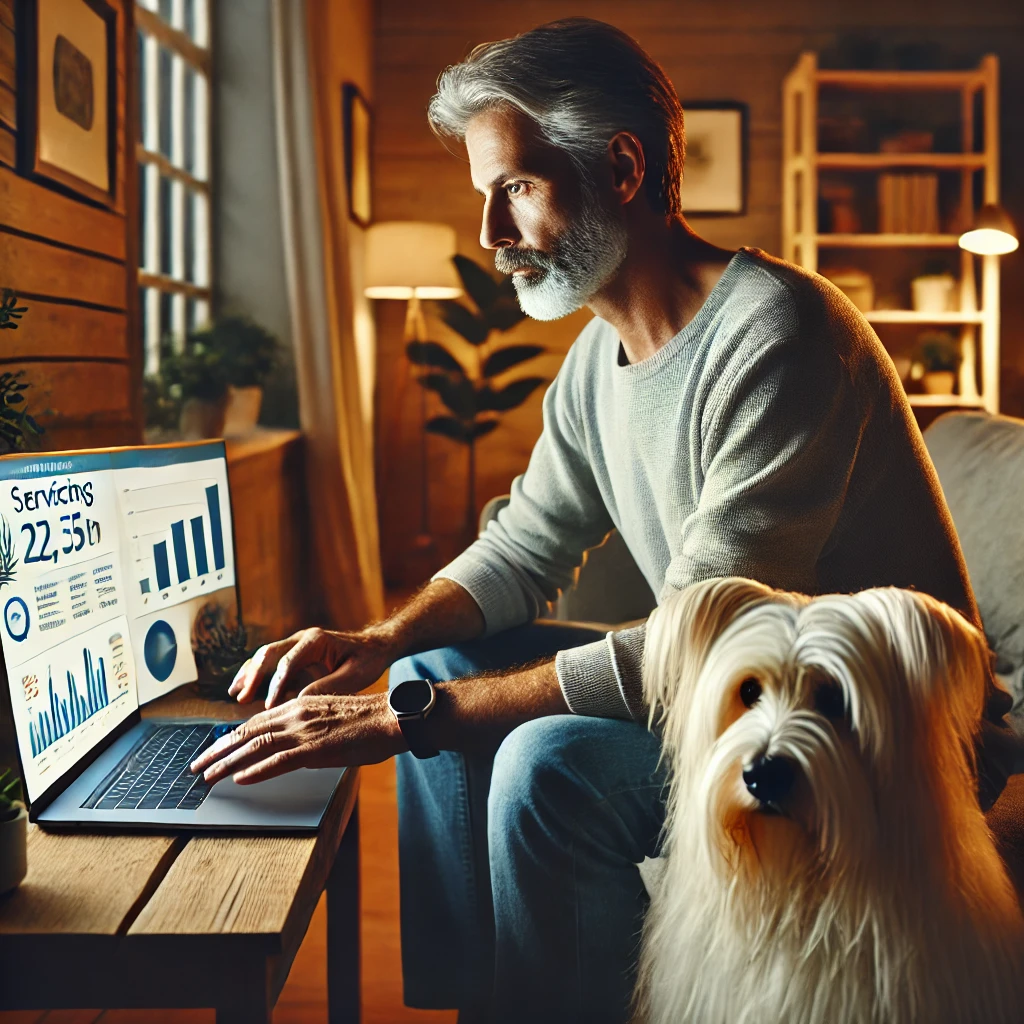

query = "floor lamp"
[{"left": 365, "top": 222, "right": 463, "bottom": 558}]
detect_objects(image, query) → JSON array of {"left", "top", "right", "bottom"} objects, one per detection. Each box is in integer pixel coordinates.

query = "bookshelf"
[{"left": 782, "top": 53, "right": 1001, "bottom": 413}]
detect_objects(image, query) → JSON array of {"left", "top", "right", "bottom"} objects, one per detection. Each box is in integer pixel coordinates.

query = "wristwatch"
[{"left": 388, "top": 678, "right": 440, "bottom": 759}]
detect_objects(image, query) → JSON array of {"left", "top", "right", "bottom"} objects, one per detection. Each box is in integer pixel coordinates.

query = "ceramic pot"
[
  {"left": 912, "top": 275, "right": 957, "bottom": 314},
  {"left": 179, "top": 396, "right": 228, "bottom": 440},
  {"left": 922, "top": 370, "right": 956, "bottom": 395},
  {"left": 223, "top": 386, "right": 263, "bottom": 438},
  {"left": 0, "top": 805, "right": 27, "bottom": 895}
]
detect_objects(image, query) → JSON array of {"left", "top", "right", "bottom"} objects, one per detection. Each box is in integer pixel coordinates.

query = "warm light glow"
[
  {"left": 364, "top": 222, "right": 463, "bottom": 300},
  {"left": 958, "top": 228, "right": 1019, "bottom": 256}
]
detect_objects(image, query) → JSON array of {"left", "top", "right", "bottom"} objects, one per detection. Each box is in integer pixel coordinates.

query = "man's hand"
[
  {"left": 190, "top": 692, "right": 406, "bottom": 785},
  {"left": 229, "top": 626, "right": 396, "bottom": 707}
]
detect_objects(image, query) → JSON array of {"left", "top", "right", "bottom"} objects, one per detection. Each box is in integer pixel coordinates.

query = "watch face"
[{"left": 390, "top": 678, "right": 434, "bottom": 715}]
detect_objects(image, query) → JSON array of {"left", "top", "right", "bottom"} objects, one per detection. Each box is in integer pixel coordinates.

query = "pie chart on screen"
[{"left": 144, "top": 620, "right": 178, "bottom": 682}]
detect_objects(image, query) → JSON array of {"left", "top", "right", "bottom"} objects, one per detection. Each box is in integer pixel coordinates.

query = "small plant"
[
  {"left": 192, "top": 601, "right": 261, "bottom": 700},
  {"left": 197, "top": 315, "right": 279, "bottom": 389},
  {"left": 913, "top": 330, "right": 961, "bottom": 373},
  {"left": 0, "top": 515, "right": 18, "bottom": 587},
  {"left": 0, "top": 290, "right": 44, "bottom": 453},
  {"left": 0, "top": 767, "right": 24, "bottom": 823},
  {"left": 410, "top": 255, "right": 548, "bottom": 539}
]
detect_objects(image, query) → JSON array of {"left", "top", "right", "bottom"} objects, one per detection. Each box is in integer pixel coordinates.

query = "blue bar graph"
[
  {"left": 171, "top": 520, "right": 190, "bottom": 583},
  {"left": 190, "top": 517, "right": 209, "bottom": 576},
  {"left": 140, "top": 578, "right": 151, "bottom": 595},
  {"left": 28, "top": 649, "right": 112, "bottom": 756},
  {"left": 154, "top": 541, "right": 171, "bottom": 591},
  {"left": 206, "top": 484, "right": 225, "bottom": 570}
]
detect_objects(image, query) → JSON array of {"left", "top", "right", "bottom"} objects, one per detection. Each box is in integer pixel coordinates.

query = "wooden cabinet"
[{"left": 782, "top": 53, "right": 1002, "bottom": 413}]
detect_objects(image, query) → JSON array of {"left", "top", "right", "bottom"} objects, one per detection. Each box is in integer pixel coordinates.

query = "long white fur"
[{"left": 634, "top": 578, "right": 1024, "bottom": 1024}]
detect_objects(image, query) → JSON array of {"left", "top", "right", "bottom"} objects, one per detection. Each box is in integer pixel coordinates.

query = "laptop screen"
[{"left": 0, "top": 442, "right": 238, "bottom": 805}]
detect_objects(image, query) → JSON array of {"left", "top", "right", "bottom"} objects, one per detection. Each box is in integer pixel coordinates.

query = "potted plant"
[
  {"left": 912, "top": 330, "right": 961, "bottom": 395},
  {"left": 0, "top": 290, "right": 44, "bottom": 453},
  {"left": 197, "top": 316, "right": 279, "bottom": 437},
  {"left": 410, "top": 256, "right": 547, "bottom": 543},
  {"left": 159, "top": 337, "right": 231, "bottom": 439},
  {"left": 0, "top": 766, "right": 27, "bottom": 895}
]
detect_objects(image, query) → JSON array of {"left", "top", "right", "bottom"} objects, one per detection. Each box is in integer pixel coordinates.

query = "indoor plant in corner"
[
  {"left": 912, "top": 329, "right": 962, "bottom": 396},
  {"left": 0, "top": 767, "right": 27, "bottom": 895}
]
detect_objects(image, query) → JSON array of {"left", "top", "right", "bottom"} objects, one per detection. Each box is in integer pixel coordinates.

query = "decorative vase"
[
  {"left": 922, "top": 370, "right": 956, "bottom": 395},
  {"left": 179, "top": 396, "right": 228, "bottom": 440},
  {"left": 0, "top": 806, "right": 27, "bottom": 895},
  {"left": 912, "top": 274, "right": 957, "bottom": 314},
  {"left": 223, "top": 386, "right": 263, "bottom": 438}
]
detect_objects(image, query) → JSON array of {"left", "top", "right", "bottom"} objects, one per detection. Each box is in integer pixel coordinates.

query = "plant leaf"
[
  {"left": 470, "top": 419, "right": 499, "bottom": 440},
  {"left": 479, "top": 376, "right": 547, "bottom": 412},
  {"left": 406, "top": 340, "right": 465, "bottom": 374},
  {"left": 437, "top": 300, "right": 490, "bottom": 346},
  {"left": 453, "top": 254, "right": 500, "bottom": 312},
  {"left": 482, "top": 344, "right": 546, "bottom": 378},
  {"left": 425, "top": 415, "right": 470, "bottom": 444},
  {"left": 419, "top": 373, "right": 477, "bottom": 419}
]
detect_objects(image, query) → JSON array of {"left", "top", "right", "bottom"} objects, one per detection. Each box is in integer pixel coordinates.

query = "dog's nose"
[{"left": 742, "top": 755, "right": 796, "bottom": 805}]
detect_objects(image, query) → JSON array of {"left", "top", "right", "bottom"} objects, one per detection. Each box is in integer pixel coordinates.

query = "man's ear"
[
  {"left": 606, "top": 130, "right": 646, "bottom": 206},
  {"left": 643, "top": 576, "right": 776, "bottom": 728}
]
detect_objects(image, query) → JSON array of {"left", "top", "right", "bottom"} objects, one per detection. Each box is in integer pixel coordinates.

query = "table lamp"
[
  {"left": 958, "top": 204, "right": 1019, "bottom": 256},
  {"left": 365, "top": 222, "right": 463, "bottom": 555}
]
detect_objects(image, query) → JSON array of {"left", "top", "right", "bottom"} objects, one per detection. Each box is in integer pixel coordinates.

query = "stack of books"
[{"left": 877, "top": 173, "right": 940, "bottom": 234}]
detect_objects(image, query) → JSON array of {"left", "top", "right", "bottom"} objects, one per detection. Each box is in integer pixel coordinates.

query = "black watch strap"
[{"left": 397, "top": 714, "right": 440, "bottom": 760}]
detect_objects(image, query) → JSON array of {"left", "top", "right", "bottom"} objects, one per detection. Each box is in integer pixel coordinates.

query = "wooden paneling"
[
  {"left": 0, "top": 168, "right": 127, "bottom": 260},
  {"left": 0, "top": 299, "right": 129, "bottom": 360},
  {"left": 0, "top": 233, "right": 127, "bottom": 309},
  {"left": 0, "top": 83, "right": 13, "bottom": 130},
  {"left": 0, "top": 124, "right": 12, "bottom": 168}
]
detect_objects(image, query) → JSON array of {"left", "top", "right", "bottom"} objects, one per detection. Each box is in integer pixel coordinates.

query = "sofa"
[{"left": 479, "top": 409, "right": 1024, "bottom": 899}]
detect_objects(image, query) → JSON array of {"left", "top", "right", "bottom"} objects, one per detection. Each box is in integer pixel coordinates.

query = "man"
[{"left": 192, "top": 18, "right": 1013, "bottom": 1024}]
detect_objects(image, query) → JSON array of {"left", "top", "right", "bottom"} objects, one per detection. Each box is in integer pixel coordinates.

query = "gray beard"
[{"left": 494, "top": 190, "right": 628, "bottom": 321}]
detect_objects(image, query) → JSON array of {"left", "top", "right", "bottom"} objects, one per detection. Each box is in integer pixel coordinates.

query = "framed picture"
[
  {"left": 343, "top": 83, "right": 372, "bottom": 227},
  {"left": 680, "top": 102, "right": 747, "bottom": 216},
  {"left": 16, "top": 0, "right": 118, "bottom": 207}
]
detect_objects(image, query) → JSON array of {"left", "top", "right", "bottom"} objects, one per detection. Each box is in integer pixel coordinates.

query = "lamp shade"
[
  {"left": 958, "top": 203, "right": 1019, "bottom": 256},
  {"left": 364, "top": 221, "right": 463, "bottom": 299}
]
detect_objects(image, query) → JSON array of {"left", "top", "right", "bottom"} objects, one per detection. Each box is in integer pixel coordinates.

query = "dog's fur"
[{"left": 634, "top": 578, "right": 1024, "bottom": 1024}]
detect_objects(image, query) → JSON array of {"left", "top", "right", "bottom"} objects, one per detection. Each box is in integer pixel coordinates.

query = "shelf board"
[
  {"left": 816, "top": 152, "right": 987, "bottom": 169},
  {"left": 816, "top": 233, "right": 961, "bottom": 248},
  {"left": 864, "top": 310, "right": 985, "bottom": 324},
  {"left": 906, "top": 393, "right": 984, "bottom": 407},
  {"left": 815, "top": 69, "right": 982, "bottom": 90}
]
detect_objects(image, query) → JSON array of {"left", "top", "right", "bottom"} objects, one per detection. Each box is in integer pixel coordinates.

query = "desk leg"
[
  {"left": 328, "top": 796, "right": 361, "bottom": 1024},
  {"left": 216, "top": 964, "right": 271, "bottom": 1024}
]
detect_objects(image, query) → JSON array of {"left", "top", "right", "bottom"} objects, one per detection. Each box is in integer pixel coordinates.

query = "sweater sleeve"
[
  {"left": 556, "top": 305, "right": 866, "bottom": 720},
  {"left": 431, "top": 340, "right": 616, "bottom": 641}
]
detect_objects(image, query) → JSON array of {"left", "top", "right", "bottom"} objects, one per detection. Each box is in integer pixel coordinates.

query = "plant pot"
[
  {"left": 0, "top": 805, "right": 27, "bottom": 895},
  {"left": 922, "top": 371, "right": 956, "bottom": 395},
  {"left": 179, "top": 396, "right": 228, "bottom": 440},
  {"left": 223, "top": 385, "right": 263, "bottom": 438},
  {"left": 911, "top": 274, "right": 957, "bottom": 314}
]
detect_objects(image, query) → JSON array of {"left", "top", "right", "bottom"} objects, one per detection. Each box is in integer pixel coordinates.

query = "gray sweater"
[{"left": 432, "top": 246, "right": 978, "bottom": 721}]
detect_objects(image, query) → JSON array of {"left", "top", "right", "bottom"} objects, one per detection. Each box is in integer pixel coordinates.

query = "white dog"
[{"left": 634, "top": 577, "right": 1024, "bottom": 1024}]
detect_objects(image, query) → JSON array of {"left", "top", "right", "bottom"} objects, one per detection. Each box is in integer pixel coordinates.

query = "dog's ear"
[
  {"left": 642, "top": 576, "right": 776, "bottom": 727},
  {"left": 856, "top": 588, "right": 990, "bottom": 746}
]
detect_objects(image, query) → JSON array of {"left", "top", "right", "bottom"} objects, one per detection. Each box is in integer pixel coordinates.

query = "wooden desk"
[{"left": 0, "top": 686, "right": 360, "bottom": 1024}]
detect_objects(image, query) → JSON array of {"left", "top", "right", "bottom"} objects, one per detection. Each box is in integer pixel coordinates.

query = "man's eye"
[{"left": 506, "top": 181, "right": 525, "bottom": 196}]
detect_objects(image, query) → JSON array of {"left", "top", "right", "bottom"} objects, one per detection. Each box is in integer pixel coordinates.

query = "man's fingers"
[
  {"left": 190, "top": 711, "right": 277, "bottom": 773},
  {"left": 232, "top": 748, "right": 306, "bottom": 785},
  {"left": 266, "top": 629, "right": 340, "bottom": 707},
  {"left": 234, "top": 636, "right": 300, "bottom": 704},
  {"left": 199, "top": 728, "right": 293, "bottom": 785}
]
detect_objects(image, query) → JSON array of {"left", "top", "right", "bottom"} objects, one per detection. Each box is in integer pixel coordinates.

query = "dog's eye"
[
  {"left": 814, "top": 681, "right": 846, "bottom": 721},
  {"left": 739, "top": 678, "right": 762, "bottom": 708}
]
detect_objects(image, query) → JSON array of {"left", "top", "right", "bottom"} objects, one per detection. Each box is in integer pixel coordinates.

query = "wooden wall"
[
  {"left": 372, "top": 0, "right": 1024, "bottom": 584},
  {"left": 0, "top": 0, "right": 141, "bottom": 452}
]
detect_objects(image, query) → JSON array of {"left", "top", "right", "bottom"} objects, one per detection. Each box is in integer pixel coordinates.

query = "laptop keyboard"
[{"left": 82, "top": 723, "right": 234, "bottom": 811}]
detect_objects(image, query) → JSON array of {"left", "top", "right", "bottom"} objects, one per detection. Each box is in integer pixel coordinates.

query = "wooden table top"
[{"left": 0, "top": 684, "right": 360, "bottom": 1013}]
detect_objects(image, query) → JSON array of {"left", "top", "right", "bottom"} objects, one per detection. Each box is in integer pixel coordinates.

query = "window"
[{"left": 135, "top": 0, "right": 211, "bottom": 376}]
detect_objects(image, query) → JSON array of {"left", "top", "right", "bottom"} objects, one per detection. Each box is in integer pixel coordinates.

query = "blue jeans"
[{"left": 388, "top": 620, "right": 667, "bottom": 1023}]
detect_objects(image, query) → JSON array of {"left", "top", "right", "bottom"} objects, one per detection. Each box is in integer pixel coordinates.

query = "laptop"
[{"left": 0, "top": 440, "right": 345, "bottom": 831}]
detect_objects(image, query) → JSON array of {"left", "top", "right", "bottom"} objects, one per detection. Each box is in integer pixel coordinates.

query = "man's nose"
[{"left": 480, "top": 196, "right": 519, "bottom": 250}]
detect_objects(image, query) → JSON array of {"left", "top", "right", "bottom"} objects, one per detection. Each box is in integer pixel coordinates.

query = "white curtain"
[{"left": 270, "top": 0, "right": 385, "bottom": 629}]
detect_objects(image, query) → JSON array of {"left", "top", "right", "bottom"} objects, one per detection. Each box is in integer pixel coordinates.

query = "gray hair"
[{"left": 428, "top": 18, "right": 686, "bottom": 216}]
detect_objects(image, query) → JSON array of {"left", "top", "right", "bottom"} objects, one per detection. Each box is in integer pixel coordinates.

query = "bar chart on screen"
[{"left": 121, "top": 478, "right": 229, "bottom": 607}]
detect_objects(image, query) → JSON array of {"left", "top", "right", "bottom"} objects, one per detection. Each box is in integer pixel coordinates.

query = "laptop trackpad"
[{"left": 194, "top": 766, "right": 347, "bottom": 828}]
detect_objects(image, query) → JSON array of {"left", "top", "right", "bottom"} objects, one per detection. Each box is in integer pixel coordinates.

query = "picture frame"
[
  {"left": 16, "top": 0, "right": 118, "bottom": 207},
  {"left": 343, "top": 83, "right": 372, "bottom": 227},
  {"left": 680, "top": 101, "right": 748, "bottom": 216}
]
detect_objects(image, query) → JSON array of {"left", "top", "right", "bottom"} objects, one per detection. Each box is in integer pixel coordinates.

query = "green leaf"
[
  {"left": 453, "top": 254, "right": 500, "bottom": 311},
  {"left": 479, "top": 376, "right": 547, "bottom": 412},
  {"left": 437, "top": 300, "right": 490, "bottom": 346},
  {"left": 482, "top": 344, "right": 546, "bottom": 378},
  {"left": 406, "top": 340, "right": 465, "bottom": 374},
  {"left": 425, "top": 415, "right": 471, "bottom": 444},
  {"left": 470, "top": 419, "right": 499, "bottom": 440},
  {"left": 486, "top": 298, "right": 527, "bottom": 333},
  {"left": 419, "top": 373, "right": 477, "bottom": 419}
]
